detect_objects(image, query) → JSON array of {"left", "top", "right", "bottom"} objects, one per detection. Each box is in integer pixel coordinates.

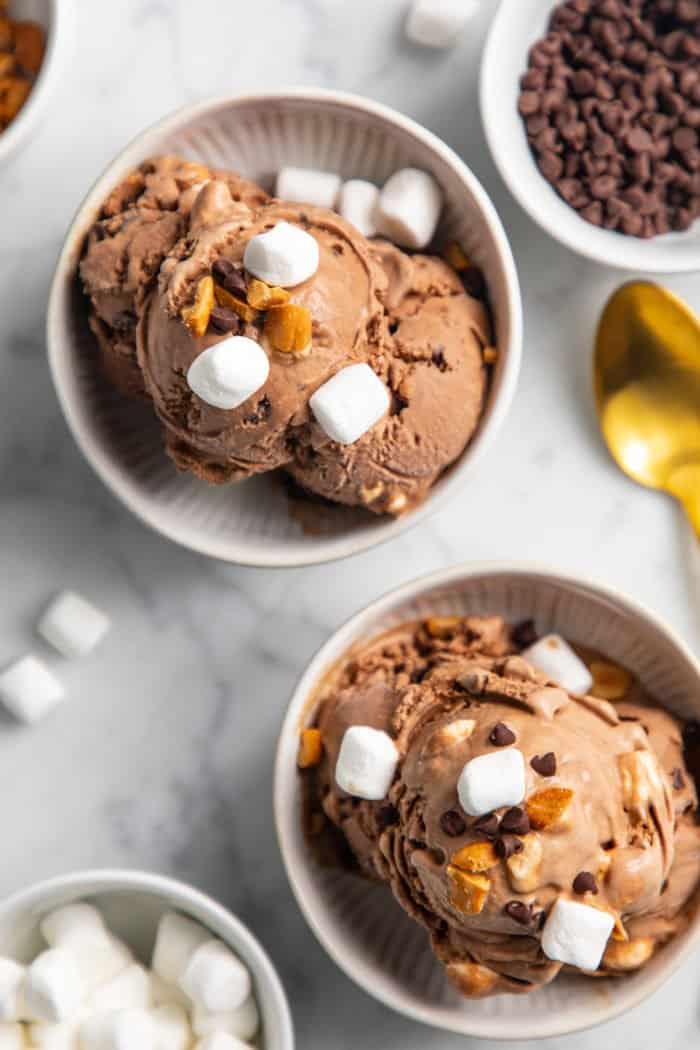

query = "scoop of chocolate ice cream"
[{"left": 306, "top": 616, "right": 700, "bottom": 997}]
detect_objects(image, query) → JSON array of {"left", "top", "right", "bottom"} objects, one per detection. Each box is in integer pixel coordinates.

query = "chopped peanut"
[
  {"left": 451, "top": 841, "right": 499, "bottom": 874},
  {"left": 298, "top": 728, "right": 323, "bottom": 769},
  {"left": 13, "top": 20, "right": 45, "bottom": 75},
  {"left": 425, "top": 616, "right": 462, "bottom": 639},
  {"left": 506, "top": 833, "right": 543, "bottom": 893},
  {"left": 590, "top": 660, "right": 631, "bottom": 701},
  {"left": 526, "top": 787, "right": 574, "bottom": 830},
  {"left": 182, "top": 276, "right": 215, "bottom": 336},
  {"left": 0, "top": 52, "right": 15, "bottom": 76},
  {"left": 0, "top": 75, "right": 29, "bottom": 123},
  {"left": 0, "top": 16, "right": 11, "bottom": 50},
  {"left": 265, "top": 303, "right": 312, "bottom": 354},
  {"left": 247, "top": 279, "right": 289, "bottom": 310},
  {"left": 447, "top": 867, "right": 490, "bottom": 915},
  {"left": 446, "top": 960, "right": 499, "bottom": 997},
  {"left": 483, "top": 346, "right": 499, "bottom": 364},
  {"left": 422, "top": 719, "right": 476, "bottom": 758},
  {"left": 443, "top": 241, "right": 471, "bottom": 271},
  {"left": 214, "top": 284, "right": 259, "bottom": 324},
  {"left": 603, "top": 936, "right": 653, "bottom": 970}
]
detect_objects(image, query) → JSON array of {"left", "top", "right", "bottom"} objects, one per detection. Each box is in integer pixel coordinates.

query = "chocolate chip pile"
[{"left": 519, "top": 0, "right": 700, "bottom": 237}]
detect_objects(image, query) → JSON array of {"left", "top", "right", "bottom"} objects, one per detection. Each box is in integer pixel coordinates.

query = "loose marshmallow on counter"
[
  {"left": 375, "top": 168, "right": 443, "bottom": 250},
  {"left": 457, "top": 748, "right": 526, "bottom": 817},
  {"left": 275, "top": 167, "right": 341, "bottom": 210},
  {"left": 541, "top": 897, "right": 614, "bottom": 971},
  {"left": 187, "top": 338, "right": 270, "bottom": 412},
  {"left": 243, "top": 222, "right": 319, "bottom": 288},
  {"left": 195, "top": 1033, "right": 252, "bottom": 1050},
  {"left": 191, "top": 996, "right": 259, "bottom": 1042},
  {"left": 79, "top": 1009, "right": 155, "bottom": 1050},
  {"left": 23, "top": 950, "right": 84, "bottom": 1024},
  {"left": 0, "top": 960, "right": 25, "bottom": 1022},
  {"left": 38, "top": 592, "right": 110, "bottom": 659},
  {"left": 179, "top": 941, "right": 250, "bottom": 1014},
  {"left": 0, "top": 655, "right": 65, "bottom": 724},
  {"left": 152, "top": 1004, "right": 191, "bottom": 1050},
  {"left": 521, "top": 635, "right": 593, "bottom": 696},
  {"left": 27, "top": 1021, "right": 80, "bottom": 1050},
  {"left": 89, "top": 966, "right": 151, "bottom": 1013},
  {"left": 406, "top": 0, "right": 480, "bottom": 48},
  {"left": 152, "top": 913, "right": 210, "bottom": 986},
  {"left": 0, "top": 1024, "right": 26, "bottom": 1050},
  {"left": 309, "top": 363, "right": 390, "bottom": 445},
  {"left": 338, "top": 180, "right": 380, "bottom": 238},
  {"left": 335, "top": 726, "right": 399, "bottom": 801}
]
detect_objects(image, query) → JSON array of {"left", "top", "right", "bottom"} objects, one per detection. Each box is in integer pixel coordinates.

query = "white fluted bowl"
[
  {"left": 47, "top": 89, "right": 521, "bottom": 567},
  {"left": 274, "top": 563, "right": 700, "bottom": 1039}
]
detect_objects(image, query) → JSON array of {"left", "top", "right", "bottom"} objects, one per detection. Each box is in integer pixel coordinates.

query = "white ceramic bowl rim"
[
  {"left": 0, "top": 868, "right": 294, "bottom": 1048},
  {"left": 47, "top": 87, "right": 522, "bottom": 569},
  {"left": 274, "top": 561, "right": 700, "bottom": 1040}
]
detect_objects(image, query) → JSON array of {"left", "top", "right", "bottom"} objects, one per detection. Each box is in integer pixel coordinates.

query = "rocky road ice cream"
[{"left": 300, "top": 615, "right": 700, "bottom": 997}]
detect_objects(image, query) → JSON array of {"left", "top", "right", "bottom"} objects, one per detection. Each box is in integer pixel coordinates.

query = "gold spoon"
[{"left": 594, "top": 281, "right": 700, "bottom": 539}]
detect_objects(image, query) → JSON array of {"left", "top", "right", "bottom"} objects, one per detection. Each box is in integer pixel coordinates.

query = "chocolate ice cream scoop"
[{"left": 304, "top": 616, "right": 700, "bottom": 997}]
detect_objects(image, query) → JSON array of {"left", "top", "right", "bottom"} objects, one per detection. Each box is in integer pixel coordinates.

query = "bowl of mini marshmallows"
[
  {"left": 481, "top": 0, "right": 700, "bottom": 272},
  {"left": 0, "top": 869, "right": 293, "bottom": 1050}
]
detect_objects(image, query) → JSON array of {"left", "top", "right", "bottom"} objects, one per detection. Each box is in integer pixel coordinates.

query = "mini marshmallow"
[
  {"left": 335, "top": 726, "right": 399, "bottom": 801},
  {"left": 0, "top": 1023, "right": 26, "bottom": 1050},
  {"left": 243, "top": 222, "right": 319, "bottom": 288},
  {"left": 195, "top": 1034, "right": 252, "bottom": 1050},
  {"left": 151, "top": 913, "right": 209, "bottom": 986},
  {"left": 27, "top": 1021, "right": 80, "bottom": 1050},
  {"left": 541, "top": 897, "right": 614, "bottom": 971},
  {"left": 0, "top": 655, "right": 65, "bottom": 724},
  {"left": 309, "top": 363, "right": 390, "bottom": 445},
  {"left": 0, "top": 961, "right": 25, "bottom": 1022},
  {"left": 79, "top": 1009, "right": 155, "bottom": 1050},
  {"left": 179, "top": 941, "right": 250, "bottom": 1014},
  {"left": 521, "top": 635, "right": 593, "bottom": 695},
  {"left": 89, "top": 966, "right": 151, "bottom": 1013},
  {"left": 275, "top": 167, "right": 341, "bottom": 209},
  {"left": 149, "top": 975, "right": 189, "bottom": 1012},
  {"left": 23, "top": 950, "right": 84, "bottom": 1024},
  {"left": 187, "top": 337, "right": 269, "bottom": 412},
  {"left": 338, "top": 180, "right": 380, "bottom": 238},
  {"left": 40, "top": 905, "right": 106, "bottom": 949},
  {"left": 375, "top": 168, "right": 443, "bottom": 250},
  {"left": 457, "top": 748, "right": 526, "bottom": 817},
  {"left": 152, "top": 1004, "right": 191, "bottom": 1050},
  {"left": 38, "top": 592, "right": 110, "bottom": 658},
  {"left": 191, "top": 996, "right": 259, "bottom": 1042},
  {"left": 406, "top": 0, "right": 480, "bottom": 48},
  {"left": 61, "top": 936, "right": 132, "bottom": 996}
]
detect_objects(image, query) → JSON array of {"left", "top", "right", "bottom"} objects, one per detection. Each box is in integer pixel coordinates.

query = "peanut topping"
[
  {"left": 0, "top": 15, "right": 44, "bottom": 132},
  {"left": 590, "top": 660, "right": 631, "bottom": 701},
  {"left": 214, "top": 284, "right": 259, "bottom": 324},
  {"left": 445, "top": 960, "right": 499, "bottom": 997},
  {"left": 13, "top": 20, "right": 44, "bottom": 75},
  {"left": 506, "top": 833, "right": 543, "bottom": 893},
  {"left": 443, "top": 241, "right": 471, "bottom": 271},
  {"left": 247, "top": 279, "right": 290, "bottom": 310},
  {"left": 265, "top": 303, "right": 312, "bottom": 355},
  {"left": 525, "top": 787, "right": 574, "bottom": 830},
  {"left": 603, "top": 936, "right": 654, "bottom": 971},
  {"left": 451, "top": 841, "right": 499, "bottom": 873},
  {"left": 0, "top": 75, "right": 29, "bottom": 123},
  {"left": 182, "top": 276, "right": 215, "bottom": 337},
  {"left": 424, "top": 616, "right": 462, "bottom": 639},
  {"left": 422, "top": 719, "right": 476, "bottom": 759},
  {"left": 483, "top": 346, "right": 499, "bottom": 364},
  {"left": 297, "top": 728, "right": 323, "bottom": 769},
  {"left": 447, "top": 867, "right": 490, "bottom": 915}
]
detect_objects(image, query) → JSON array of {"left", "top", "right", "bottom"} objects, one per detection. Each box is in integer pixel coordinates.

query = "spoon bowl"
[{"left": 594, "top": 282, "right": 700, "bottom": 537}]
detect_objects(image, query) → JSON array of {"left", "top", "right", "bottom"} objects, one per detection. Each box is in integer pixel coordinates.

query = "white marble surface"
[{"left": 1, "top": 0, "right": 699, "bottom": 1046}]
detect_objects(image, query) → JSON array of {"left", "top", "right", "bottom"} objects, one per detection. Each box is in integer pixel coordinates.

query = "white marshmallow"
[
  {"left": 375, "top": 168, "right": 443, "bottom": 250},
  {"left": 79, "top": 1009, "right": 155, "bottom": 1050},
  {"left": 275, "top": 167, "right": 341, "bottom": 209},
  {"left": 151, "top": 913, "right": 209, "bottom": 986},
  {"left": 521, "top": 635, "right": 593, "bottom": 695},
  {"left": 40, "top": 905, "right": 106, "bottom": 949},
  {"left": 191, "top": 995, "right": 259, "bottom": 1042},
  {"left": 37, "top": 592, "right": 110, "bottom": 659},
  {"left": 0, "top": 1023, "right": 26, "bottom": 1050},
  {"left": 187, "top": 337, "right": 269, "bottom": 412},
  {"left": 61, "top": 937, "right": 132, "bottom": 996},
  {"left": 309, "top": 364, "right": 390, "bottom": 445},
  {"left": 335, "top": 726, "right": 399, "bottom": 801},
  {"left": 541, "top": 898, "right": 614, "bottom": 971},
  {"left": 89, "top": 966, "right": 151, "bottom": 1013},
  {"left": 28, "top": 1021, "right": 80, "bottom": 1050},
  {"left": 243, "top": 222, "right": 319, "bottom": 288},
  {"left": 179, "top": 941, "right": 250, "bottom": 1014},
  {"left": 0, "top": 655, "right": 65, "bottom": 724},
  {"left": 337, "top": 180, "right": 380, "bottom": 238},
  {"left": 195, "top": 1034, "right": 252, "bottom": 1050},
  {"left": 151, "top": 1004, "right": 191, "bottom": 1050},
  {"left": 457, "top": 748, "right": 526, "bottom": 817},
  {"left": 0, "top": 961, "right": 25, "bottom": 1022},
  {"left": 148, "top": 975, "right": 189, "bottom": 1012},
  {"left": 23, "top": 950, "right": 84, "bottom": 1024},
  {"left": 406, "top": 0, "right": 480, "bottom": 48}
]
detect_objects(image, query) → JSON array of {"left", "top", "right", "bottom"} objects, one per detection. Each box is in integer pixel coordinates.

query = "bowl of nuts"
[
  {"left": 0, "top": 0, "right": 72, "bottom": 165},
  {"left": 481, "top": 0, "right": 700, "bottom": 272}
]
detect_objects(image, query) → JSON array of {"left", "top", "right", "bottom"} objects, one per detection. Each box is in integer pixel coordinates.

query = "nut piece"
[
  {"left": 182, "top": 276, "right": 215, "bottom": 336},
  {"left": 526, "top": 787, "right": 574, "bottom": 830},
  {"left": 0, "top": 53, "right": 15, "bottom": 76},
  {"left": 425, "top": 616, "right": 462, "bottom": 638},
  {"left": 446, "top": 867, "right": 490, "bottom": 915},
  {"left": 618, "top": 751, "right": 663, "bottom": 823},
  {"left": 590, "top": 660, "right": 631, "bottom": 701},
  {"left": 445, "top": 960, "right": 499, "bottom": 998},
  {"left": 0, "top": 15, "right": 11, "bottom": 49},
  {"left": 13, "top": 20, "right": 45, "bottom": 75},
  {"left": 506, "top": 832, "right": 543, "bottom": 893},
  {"left": 214, "top": 284, "right": 259, "bottom": 324},
  {"left": 443, "top": 241, "right": 471, "bottom": 271},
  {"left": 483, "top": 346, "right": 499, "bottom": 364},
  {"left": 0, "top": 76, "right": 30, "bottom": 123},
  {"left": 265, "top": 303, "right": 312, "bottom": 354},
  {"left": 297, "top": 728, "right": 323, "bottom": 769},
  {"left": 451, "top": 841, "right": 499, "bottom": 873},
  {"left": 602, "top": 936, "right": 654, "bottom": 971},
  {"left": 246, "top": 279, "right": 290, "bottom": 310},
  {"left": 359, "top": 481, "right": 385, "bottom": 504},
  {"left": 422, "top": 718, "right": 476, "bottom": 758}
]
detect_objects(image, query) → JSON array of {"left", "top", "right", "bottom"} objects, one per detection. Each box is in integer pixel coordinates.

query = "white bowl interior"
[
  {"left": 48, "top": 91, "right": 520, "bottom": 567},
  {"left": 481, "top": 0, "right": 700, "bottom": 273},
  {"left": 0, "top": 871, "right": 293, "bottom": 1049},
  {"left": 275, "top": 566, "right": 700, "bottom": 1039}
]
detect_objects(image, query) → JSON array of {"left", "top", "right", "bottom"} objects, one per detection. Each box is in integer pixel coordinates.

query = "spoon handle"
[{"left": 669, "top": 465, "right": 700, "bottom": 540}]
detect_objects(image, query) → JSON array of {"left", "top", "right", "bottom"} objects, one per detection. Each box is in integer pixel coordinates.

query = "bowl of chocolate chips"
[{"left": 481, "top": 0, "right": 700, "bottom": 272}]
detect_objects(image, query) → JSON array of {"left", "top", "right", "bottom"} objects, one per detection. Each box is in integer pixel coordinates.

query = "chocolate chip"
[
  {"left": 511, "top": 619, "right": 538, "bottom": 649},
  {"left": 573, "top": 871, "right": 598, "bottom": 895},
  {"left": 209, "top": 307, "right": 241, "bottom": 334},
  {"left": 530, "top": 752, "right": 557, "bottom": 777},
  {"left": 473, "top": 813, "right": 500, "bottom": 838},
  {"left": 440, "top": 810, "right": 466, "bottom": 837},
  {"left": 490, "top": 722, "right": 516, "bottom": 747},
  {"left": 504, "top": 901, "right": 535, "bottom": 925},
  {"left": 500, "top": 807, "right": 530, "bottom": 836},
  {"left": 672, "top": 767, "right": 686, "bottom": 790},
  {"left": 496, "top": 834, "right": 524, "bottom": 860},
  {"left": 212, "top": 258, "right": 247, "bottom": 298}
]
